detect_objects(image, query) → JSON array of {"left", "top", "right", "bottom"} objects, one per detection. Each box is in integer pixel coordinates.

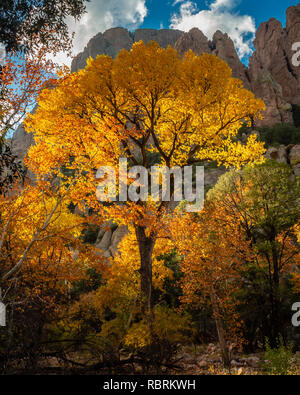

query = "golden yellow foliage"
[
  {"left": 169, "top": 202, "right": 252, "bottom": 345},
  {"left": 0, "top": 182, "right": 103, "bottom": 312},
  {"left": 24, "top": 40, "right": 266, "bottom": 310},
  {"left": 93, "top": 228, "right": 173, "bottom": 315},
  {"left": 25, "top": 41, "right": 266, "bottom": 214}
]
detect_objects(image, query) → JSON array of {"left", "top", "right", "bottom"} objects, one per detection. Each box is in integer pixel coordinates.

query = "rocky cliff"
[
  {"left": 71, "top": 27, "right": 184, "bottom": 72},
  {"left": 70, "top": 4, "right": 300, "bottom": 128}
]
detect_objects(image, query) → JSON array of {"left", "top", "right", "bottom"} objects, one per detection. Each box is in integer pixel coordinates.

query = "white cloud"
[
  {"left": 53, "top": 0, "right": 147, "bottom": 66},
  {"left": 170, "top": 0, "right": 256, "bottom": 59},
  {"left": 172, "top": 0, "right": 186, "bottom": 5}
]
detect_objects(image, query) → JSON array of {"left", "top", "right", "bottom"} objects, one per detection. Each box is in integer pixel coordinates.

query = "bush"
[
  {"left": 81, "top": 224, "right": 100, "bottom": 244},
  {"left": 262, "top": 337, "right": 295, "bottom": 375},
  {"left": 258, "top": 124, "right": 300, "bottom": 147},
  {"left": 238, "top": 123, "right": 300, "bottom": 147},
  {"left": 124, "top": 305, "right": 194, "bottom": 372}
]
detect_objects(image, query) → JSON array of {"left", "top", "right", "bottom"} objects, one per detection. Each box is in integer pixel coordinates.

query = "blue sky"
[
  {"left": 141, "top": 0, "right": 297, "bottom": 30},
  {"left": 57, "top": 0, "right": 299, "bottom": 65}
]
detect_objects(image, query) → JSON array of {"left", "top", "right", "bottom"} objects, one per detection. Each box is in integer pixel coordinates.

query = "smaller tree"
[
  {"left": 0, "top": 180, "right": 102, "bottom": 373},
  {"left": 170, "top": 203, "right": 252, "bottom": 367},
  {"left": 207, "top": 161, "right": 300, "bottom": 347},
  {"left": 0, "top": 42, "right": 63, "bottom": 139},
  {"left": 0, "top": 39, "right": 68, "bottom": 195}
]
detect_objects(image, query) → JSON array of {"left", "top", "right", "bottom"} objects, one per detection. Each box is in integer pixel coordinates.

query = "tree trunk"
[
  {"left": 210, "top": 287, "right": 231, "bottom": 369},
  {"left": 271, "top": 246, "right": 282, "bottom": 347},
  {"left": 135, "top": 225, "right": 155, "bottom": 315}
]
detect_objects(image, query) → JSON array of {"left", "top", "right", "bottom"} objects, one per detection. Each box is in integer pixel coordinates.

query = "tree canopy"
[
  {"left": 25, "top": 40, "right": 266, "bottom": 314},
  {"left": 0, "top": 0, "right": 88, "bottom": 53}
]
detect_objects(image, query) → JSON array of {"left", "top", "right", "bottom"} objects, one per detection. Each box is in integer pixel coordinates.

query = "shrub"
[
  {"left": 262, "top": 337, "right": 295, "bottom": 375},
  {"left": 258, "top": 124, "right": 300, "bottom": 147},
  {"left": 124, "top": 305, "right": 194, "bottom": 372},
  {"left": 81, "top": 224, "right": 100, "bottom": 244}
]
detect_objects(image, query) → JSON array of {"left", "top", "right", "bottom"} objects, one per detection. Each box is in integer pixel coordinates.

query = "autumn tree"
[
  {"left": 0, "top": 180, "right": 102, "bottom": 372},
  {"left": 0, "top": 38, "right": 71, "bottom": 195},
  {"left": 207, "top": 161, "right": 300, "bottom": 347},
  {"left": 0, "top": 42, "right": 67, "bottom": 139},
  {"left": 25, "top": 41, "right": 266, "bottom": 314},
  {"left": 0, "top": 42, "right": 90, "bottom": 341},
  {"left": 169, "top": 203, "right": 252, "bottom": 367}
]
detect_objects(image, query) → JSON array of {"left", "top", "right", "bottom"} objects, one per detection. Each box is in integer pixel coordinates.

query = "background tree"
[
  {"left": 0, "top": 180, "right": 102, "bottom": 373},
  {"left": 0, "top": 39, "right": 69, "bottom": 195},
  {"left": 207, "top": 161, "right": 300, "bottom": 347},
  {"left": 169, "top": 203, "right": 252, "bottom": 367},
  {"left": 0, "top": 0, "right": 88, "bottom": 53},
  {"left": 0, "top": 41, "right": 67, "bottom": 139},
  {"left": 25, "top": 41, "right": 266, "bottom": 315}
]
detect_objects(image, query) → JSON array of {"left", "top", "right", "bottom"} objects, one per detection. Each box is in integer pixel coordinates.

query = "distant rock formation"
[
  {"left": 10, "top": 124, "right": 34, "bottom": 161},
  {"left": 248, "top": 6, "right": 300, "bottom": 125},
  {"left": 175, "top": 28, "right": 251, "bottom": 90},
  {"left": 71, "top": 27, "right": 183, "bottom": 72},
  {"left": 71, "top": 4, "right": 300, "bottom": 128}
]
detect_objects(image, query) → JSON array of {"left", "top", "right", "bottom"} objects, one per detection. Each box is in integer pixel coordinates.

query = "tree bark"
[
  {"left": 135, "top": 225, "right": 155, "bottom": 315},
  {"left": 271, "top": 245, "right": 282, "bottom": 346},
  {"left": 210, "top": 287, "right": 231, "bottom": 369}
]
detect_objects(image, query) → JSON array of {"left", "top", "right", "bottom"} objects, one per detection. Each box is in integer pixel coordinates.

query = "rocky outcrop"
[
  {"left": 71, "top": 26, "right": 251, "bottom": 91},
  {"left": 133, "top": 28, "right": 183, "bottom": 49},
  {"left": 10, "top": 123, "right": 34, "bottom": 160},
  {"left": 265, "top": 145, "right": 288, "bottom": 163},
  {"left": 72, "top": 27, "right": 134, "bottom": 72},
  {"left": 95, "top": 224, "right": 129, "bottom": 258},
  {"left": 265, "top": 144, "right": 300, "bottom": 176},
  {"left": 72, "top": 26, "right": 250, "bottom": 90},
  {"left": 248, "top": 5, "right": 300, "bottom": 125},
  {"left": 174, "top": 29, "right": 250, "bottom": 89},
  {"left": 174, "top": 27, "right": 210, "bottom": 57},
  {"left": 71, "top": 27, "right": 183, "bottom": 72},
  {"left": 70, "top": 4, "right": 300, "bottom": 128},
  {"left": 289, "top": 144, "right": 300, "bottom": 176},
  {"left": 212, "top": 31, "right": 251, "bottom": 89}
]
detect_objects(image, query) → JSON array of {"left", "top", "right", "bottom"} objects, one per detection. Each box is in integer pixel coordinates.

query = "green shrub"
[
  {"left": 262, "top": 337, "right": 295, "bottom": 375},
  {"left": 258, "top": 124, "right": 300, "bottom": 147},
  {"left": 81, "top": 224, "right": 100, "bottom": 244},
  {"left": 238, "top": 123, "right": 300, "bottom": 147}
]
